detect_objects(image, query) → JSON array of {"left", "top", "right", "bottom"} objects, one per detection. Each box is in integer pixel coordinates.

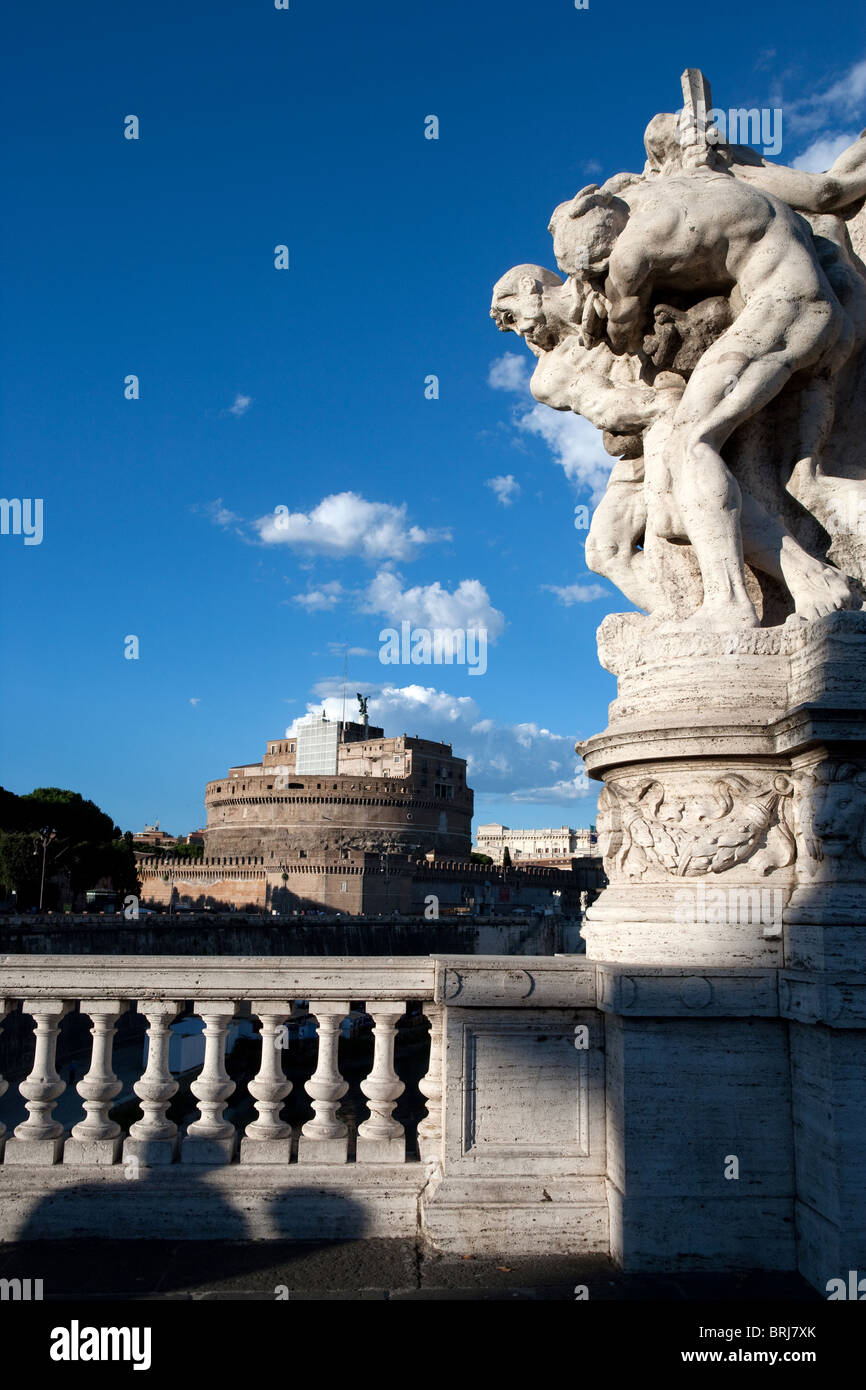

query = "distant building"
[
  {"left": 135, "top": 712, "right": 605, "bottom": 916},
  {"left": 132, "top": 824, "right": 177, "bottom": 849},
  {"left": 201, "top": 714, "right": 473, "bottom": 862},
  {"left": 474, "top": 823, "right": 597, "bottom": 864}
]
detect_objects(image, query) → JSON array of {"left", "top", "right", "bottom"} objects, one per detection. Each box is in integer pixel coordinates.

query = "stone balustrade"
[
  {"left": 0, "top": 957, "right": 433, "bottom": 1174},
  {"left": 1, "top": 950, "right": 862, "bottom": 1292},
  {"left": 0, "top": 953, "right": 607, "bottom": 1250}
]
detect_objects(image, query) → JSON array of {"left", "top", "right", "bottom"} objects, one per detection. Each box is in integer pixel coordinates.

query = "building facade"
[
  {"left": 136, "top": 848, "right": 591, "bottom": 918},
  {"left": 202, "top": 716, "right": 473, "bottom": 863},
  {"left": 474, "top": 823, "right": 597, "bottom": 863},
  {"left": 134, "top": 717, "right": 607, "bottom": 915}
]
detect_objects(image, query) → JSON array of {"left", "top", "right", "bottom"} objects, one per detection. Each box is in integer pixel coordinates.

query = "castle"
[
  {"left": 203, "top": 715, "right": 472, "bottom": 861},
  {"left": 136, "top": 711, "right": 599, "bottom": 916}
]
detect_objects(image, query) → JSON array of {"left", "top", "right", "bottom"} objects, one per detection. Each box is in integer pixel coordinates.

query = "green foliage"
[
  {"left": 501, "top": 845, "right": 512, "bottom": 868},
  {"left": 470, "top": 851, "right": 494, "bottom": 864},
  {"left": 22, "top": 787, "right": 117, "bottom": 841},
  {"left": 138, "top": 841, "right": 203, "bottom": 861},
  {"left": 0, "top": 831, "right": 42, "bottom": 899},
  {"left": 0, "top": 786, "right": 140, "bottom": 907}
]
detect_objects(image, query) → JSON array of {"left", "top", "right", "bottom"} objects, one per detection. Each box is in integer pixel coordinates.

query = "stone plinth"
[
  {"left": 580, "top": 609, "right": 866, "bottom": 1292},
  {"left": 580, "top": 611, "right": 866, "bottom": 968},
  {"left": 420, "top": 957, "right": 608, "bottom": 1254}
]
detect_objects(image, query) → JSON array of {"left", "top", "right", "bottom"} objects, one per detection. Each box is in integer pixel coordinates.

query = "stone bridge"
[{"left": 1, "top": 951, "right": 861, "bottom": 1293}]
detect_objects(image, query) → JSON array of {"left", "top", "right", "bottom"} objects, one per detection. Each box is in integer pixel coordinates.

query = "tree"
[
  {"left": 502, "top": 845, "right": 512, "bottom": 869},
  {"left": 0, "top": 786, "right": 140, "bottom": 909},
  {"left": 0, "top": 831, "right": 42, "bottom": 902}
]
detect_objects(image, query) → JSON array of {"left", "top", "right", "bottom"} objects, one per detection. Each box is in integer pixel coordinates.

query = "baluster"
[
  {"left": 298, "top": 1000, "right": 349, "bottom": 1164},
  {"left": 65, "top": 1001, "right": 124, "bottom": 1165},
  {"left": 181, "top": 1002, "right": 237, "bottom": 1163},
  {"left": 125, "top": 1000, "right": 181, "bottom": 1166},
  {"left": 0, "top": 1001, "right": 9, "bottom": 1159},
  {"left": 357, "top": 1005, "right": 406, "bottom": 1163},
  {"left": 417, "top": 1004, "right": 444, "bottom": 1164},
  {"left": 5, "top": 999, "right": 72, "bottom": 1165},
  {"left": 240, "top": 1002, "right": 294, "bottom": 1164}
]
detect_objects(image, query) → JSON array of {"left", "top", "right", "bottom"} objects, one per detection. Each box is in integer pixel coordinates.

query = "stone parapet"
[{"left": 0, "top": 953, "right": 862, "bottom": 1286}]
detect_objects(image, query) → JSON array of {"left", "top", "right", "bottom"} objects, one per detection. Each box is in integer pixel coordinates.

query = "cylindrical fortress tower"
[{"left": 202, "top": 719, "right": 473, "bottom": 861}]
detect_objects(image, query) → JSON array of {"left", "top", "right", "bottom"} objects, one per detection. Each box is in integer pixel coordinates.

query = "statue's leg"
[
  {"left": 787, "top": 371, "right": 838, "bottom": 479},
  {"left": 739, "top": 489, "right": 856, "bottom": 621},
  {"left": 665, "top": 300, "right": 837, "bottom": 628},
  {"left": 585, "top": 475, "right": 654, "bottom": 613}
]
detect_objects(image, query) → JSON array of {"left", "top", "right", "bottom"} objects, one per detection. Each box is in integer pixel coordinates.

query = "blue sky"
[{"left": 2, "top": 0, "right": 864, "bottom": 837}]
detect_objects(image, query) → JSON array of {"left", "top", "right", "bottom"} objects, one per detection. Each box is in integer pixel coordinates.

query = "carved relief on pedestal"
[
  {"left": 597, "top": 773, "right": 796, "bottom": 882},
  {"left": 791, "top": 760, "right": 866, "bottom": 881}
]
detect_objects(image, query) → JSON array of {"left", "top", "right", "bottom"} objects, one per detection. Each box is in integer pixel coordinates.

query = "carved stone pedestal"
[{"left": 581, "top": 610, "right": 866, "bottom": 1292}]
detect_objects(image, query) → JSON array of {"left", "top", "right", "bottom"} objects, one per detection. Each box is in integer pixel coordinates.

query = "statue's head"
[
  {"left": 548, "top": 186, "right": 630, "bottom": 278},
  {"left": 643, "top": 113, "right": 683, "bottom": 174},
  {"left": 797, "top": 761, "right": 866, "bottom": 861},
  {"left": 490, "top": 264, "right": 565, "bottom": 352}
]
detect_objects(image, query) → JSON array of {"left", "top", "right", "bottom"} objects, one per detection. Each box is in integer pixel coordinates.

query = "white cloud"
[
  {"left": 792, "top": 131, "right": 860, "bottom": 171},
  {"left": 286, "top": 681, "right": 592, "bottom": 806},
  {"left": 489, "top": 355, "right": 612, "bottom": 504},
  {"left": 784, "top": 57, "right": 866, "bottom": 141},
  {"left": 543, "top": 581, "right": 608, "bottom": 605},
  {"left": 256, "top": 492, "right": 450, "bottom": 562},
  {"left": 508, "top": 770, "right": 593, "bottom": 803},
  {"left": 463, "top": 718, "right": 593, "bottom": 804},
  {"left": 201, "top": 497, "right": 243, "bottom": 529},
  {"left": 486, "top": 473, "right": 521, "bottom": 506},
  {"left": 228, "top": 393, "right": 252, "bottom": 417},
  {"left": 518, "top": 405, "right": 611, "bottom": 504},
  {"left": 291, "top": 582, "right": 345, "bottom": 612},
  {"left": 363, "top": 570, "right": 506, "bottom": 639},
  {"left": 488, "top": 353, "right": 532, "bottom": 392},
  {"left": 812, "top": 59, "right": 866, "bottom": 124},
  {"left": 189, "top": 697, "right": 201, "bottom": 706},
  {"left": 326, "top": 642, "right": 375, "bottom": 658}
]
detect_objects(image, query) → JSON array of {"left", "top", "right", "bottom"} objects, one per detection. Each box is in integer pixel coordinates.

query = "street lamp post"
[{"left": 35, "top": 827, "right": 56, "bottom": 912}]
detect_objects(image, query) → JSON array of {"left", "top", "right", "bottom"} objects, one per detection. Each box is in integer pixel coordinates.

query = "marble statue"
[
  {"left": 489, "top": 72, "right": 866, "bottom": 1292},
  {"left": 492, "top": 70, "right": 866, "bottom": 631}
]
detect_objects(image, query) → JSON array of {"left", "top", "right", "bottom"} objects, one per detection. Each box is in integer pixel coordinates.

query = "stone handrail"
[{"left": 0, "top": 956, "right": 438, "bottom": 1173}]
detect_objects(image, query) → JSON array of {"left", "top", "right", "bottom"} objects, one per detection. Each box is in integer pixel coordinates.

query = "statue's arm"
[
  {"left": 604, "top": 236, "right": 655, "bottom": 354},
  {"left": 731, "top": 134, "right": 866, "bottom": 213},
  {"left": 532, "top": 352, "right": 659, "bottom": 434}
]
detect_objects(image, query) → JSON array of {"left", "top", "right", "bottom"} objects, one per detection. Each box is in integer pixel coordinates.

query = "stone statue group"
[{"left": 492, "top": 71, "right": 866, "bottom": 632}]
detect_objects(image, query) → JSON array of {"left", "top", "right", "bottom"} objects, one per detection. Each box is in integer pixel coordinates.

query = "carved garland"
[{"left": 599, "top": 775, "right": 795, "bottom": 879}]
